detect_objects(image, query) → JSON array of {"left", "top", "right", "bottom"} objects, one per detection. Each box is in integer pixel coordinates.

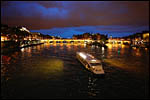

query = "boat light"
[
  {"left": 91, "top": 59, "right": 96, "bottom": 62},
  {"left": 79, "top": 53, "right": 87, "bottom": 59},
  {"left": 102, "top": 47, "right": 104, "bottom": 51}
]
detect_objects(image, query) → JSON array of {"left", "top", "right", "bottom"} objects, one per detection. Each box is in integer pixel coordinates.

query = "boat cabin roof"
[{"left": 77, "top": 52, "right": 101, "bottom": 63}]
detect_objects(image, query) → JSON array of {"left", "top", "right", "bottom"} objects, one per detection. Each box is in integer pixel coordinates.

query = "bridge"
[
  {"left": 108, "top": 38, "right": 131, "bottom": 44},
  {"left": 41, "top": 38, "right": 131, "bottom": 44},
  {"left": 41, "top": 39, "right": 93, "bottom": 44}
]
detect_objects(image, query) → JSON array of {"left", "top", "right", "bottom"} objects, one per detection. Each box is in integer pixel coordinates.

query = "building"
[
  {"left": 143, "top": 32, "right": 149, "bottom": 43},
  {"left": 1, "top": 33, "right": 9, "bottom": 41},
  {"left": 31, "top": 32, "right": 42, "bottom": 40}
]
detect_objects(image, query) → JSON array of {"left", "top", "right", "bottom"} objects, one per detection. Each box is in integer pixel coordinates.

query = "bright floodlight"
[
  {"left": 20, "top": 27, "right": 30, "bottom": 32},
  {"left": 79, "top": 53, "right": 87, "bottom": 59}
]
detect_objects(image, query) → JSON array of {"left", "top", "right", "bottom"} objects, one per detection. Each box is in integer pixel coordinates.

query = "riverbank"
[
  {"left": 20, "top": 42, "right": 44, "bottom": 48},
  {"left": 86, "top": 41, "right": 108, "bottom": 48},
  {"left": 1, "top": 41, "right": 44, "bottom": 55}
]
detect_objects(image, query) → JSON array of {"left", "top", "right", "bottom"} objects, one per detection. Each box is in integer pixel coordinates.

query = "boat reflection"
[{"left": 87, "top": 75, "right": 99, "bottom": 97}]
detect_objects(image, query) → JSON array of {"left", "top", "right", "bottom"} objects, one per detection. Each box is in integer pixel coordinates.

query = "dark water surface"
[{"left": 1, "top": 43, "right": 149, "bottom": 99}]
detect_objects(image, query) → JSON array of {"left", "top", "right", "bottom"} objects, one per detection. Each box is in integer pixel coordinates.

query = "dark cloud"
[
  {"left": 1, "top": 1, "right": 149, "bottom": 37},
  {"left": 36, "top": 1, "right": 64, "bottom": 8}
]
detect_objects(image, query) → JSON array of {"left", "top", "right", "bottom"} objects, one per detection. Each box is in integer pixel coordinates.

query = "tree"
[{"left": 83, "top": 33, "right": 90, "bottom": 39}]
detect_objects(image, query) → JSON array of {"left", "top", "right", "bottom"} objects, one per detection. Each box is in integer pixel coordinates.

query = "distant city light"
[{"left": 1, "top": 36, "right": 8, "bottom": 41}]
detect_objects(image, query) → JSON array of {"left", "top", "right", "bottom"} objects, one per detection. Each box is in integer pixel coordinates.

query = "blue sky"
[{"left": 30, "top": 25, "right": 149, "bottom": 38}]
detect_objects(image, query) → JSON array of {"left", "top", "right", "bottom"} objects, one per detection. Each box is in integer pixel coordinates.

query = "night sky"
[{"left": 1, "top": 1, "right": 149, "bottom": 38}]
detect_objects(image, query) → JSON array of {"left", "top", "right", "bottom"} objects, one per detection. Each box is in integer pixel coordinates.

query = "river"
[{"left": 1, "top": 43, "right": 149, "bottom": 99}]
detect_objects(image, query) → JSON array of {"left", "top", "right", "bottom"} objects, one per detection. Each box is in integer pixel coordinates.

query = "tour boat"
[{"left": 76, "top": 52, "right": 105, "bottom": 75}]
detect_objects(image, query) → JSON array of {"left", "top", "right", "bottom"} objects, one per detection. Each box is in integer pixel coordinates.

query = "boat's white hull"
[{"left": 76, "top": 52, "right": 104, "bottom": 75}]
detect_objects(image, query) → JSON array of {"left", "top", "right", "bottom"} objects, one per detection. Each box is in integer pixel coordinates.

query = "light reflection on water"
[{"left": 1, "top": 43, "right": 149, "bottom": 99}]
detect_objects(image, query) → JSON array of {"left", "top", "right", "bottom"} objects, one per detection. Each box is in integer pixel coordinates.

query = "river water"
[{"left": 1, "top": 43, "right": 149, "bottom": 99}]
